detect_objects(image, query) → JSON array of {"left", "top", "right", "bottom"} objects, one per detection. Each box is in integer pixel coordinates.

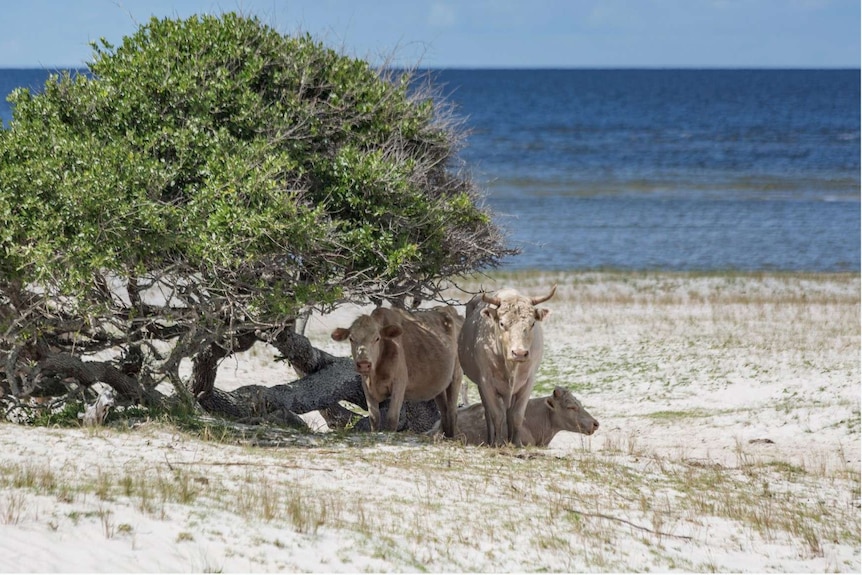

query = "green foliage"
[
  {"left": 0, "top": 13, "right": 508, "bottom": 324},
  {"left": 32, "top": 400, "right": 85, "bottom": 427}
]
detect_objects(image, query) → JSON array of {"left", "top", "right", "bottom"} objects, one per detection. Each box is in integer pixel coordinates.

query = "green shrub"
[
  {"left": 0, "top": 13, "right": 512, "bottom": 401},
  {"left": 0, "top": 12, "right": 509, "bottom": 321}
]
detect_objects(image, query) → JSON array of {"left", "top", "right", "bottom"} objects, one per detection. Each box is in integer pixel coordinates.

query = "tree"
[{"left": 0, "top": 13, "right": 513, "bottom": 428}]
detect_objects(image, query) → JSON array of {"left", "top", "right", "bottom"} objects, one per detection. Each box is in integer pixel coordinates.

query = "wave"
[{"left": 480, "top": 174, "right": 861, "bottom": 202}]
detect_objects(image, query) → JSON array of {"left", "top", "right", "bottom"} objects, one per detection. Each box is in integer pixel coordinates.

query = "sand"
[{"left": 1, "top": 271, "right": 859, "bottom": 572}]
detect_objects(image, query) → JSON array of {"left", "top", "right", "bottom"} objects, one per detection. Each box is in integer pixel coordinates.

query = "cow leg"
[
  {"left": 436, "top": 366, "right": 462, "bottom": 438},
  {"left": 491, "top": 395, "right": 508, "bottom": 447},
  {"left": 433, "top": 395, "right": 450, "bottom": 436},
  {"left": 507, "top": 385, "right": 531, "bottom": 447},
  {"left": 446, "top": 366, "right": 463, "bottom": 437},
  {"left": 487, "top": 394, "right": 508, "bottom": 447},
  {"left": 361, "top": 378, "right": 382, "bottom": 431},
  {"left": 367, "top": 400, "right": 381, "bottom": 431},
  {"left": 385, "top": 380, "right": 406, "bottom": 432},
  {"left": 475, "top": 379, "right": 503, "bottom": 446},
  {"left": 499, "top": 381, "right": 519, "bottom": 446}
]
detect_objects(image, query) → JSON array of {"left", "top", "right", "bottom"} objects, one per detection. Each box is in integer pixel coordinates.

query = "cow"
[
  {"left": 429, "top": 387, "right": 599, "bottom": 447},
  {"left": 458, "top": 285, "right": 556, "bottom": 446},
  {"left": 331, "top": 305, "right": 463, "bottom": 437}
]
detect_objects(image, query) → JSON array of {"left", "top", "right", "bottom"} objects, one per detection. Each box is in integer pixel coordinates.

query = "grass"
[
  {"left": 645, "top": 409, "right": 714, "bottom": 420},
  {"left": 0, "top": 425, "right": 857, "bottom": 571}
]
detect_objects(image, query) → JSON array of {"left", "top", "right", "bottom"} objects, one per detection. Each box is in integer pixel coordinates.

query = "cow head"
[
  {"left": 481, "top": 285, "right": 556, "bottom": 363},
  {"left": 331, "top": 315, "right": 403, "bottom": 375},
  {"left": 546, "top": 386, "right": 599, "bottom": 435}
]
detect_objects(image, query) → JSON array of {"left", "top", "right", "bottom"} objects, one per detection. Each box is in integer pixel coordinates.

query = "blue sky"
[{"left": 0, "top": 0, "right": 859, "bottom": 68}]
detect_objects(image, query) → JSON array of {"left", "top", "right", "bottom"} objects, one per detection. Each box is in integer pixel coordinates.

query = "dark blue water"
[
  {"left": 429, "top": 69, "right": 860, "bottom": 272},
  {"left": 2, "top": 68, "right": 859, "bottom": 272}
]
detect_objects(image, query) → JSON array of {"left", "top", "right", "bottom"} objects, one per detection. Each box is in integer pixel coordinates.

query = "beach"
[{"left": 0, "top": 271, "right": 859, "bottom": 572}]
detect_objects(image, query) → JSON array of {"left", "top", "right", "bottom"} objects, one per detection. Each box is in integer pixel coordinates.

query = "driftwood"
[{"left": 78, "top": 388, "right": 116, "bottom": 426}]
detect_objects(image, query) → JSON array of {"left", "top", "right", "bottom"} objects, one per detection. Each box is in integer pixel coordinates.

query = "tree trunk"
[
  {"left": 191, "top": 332, "right": 257, "bottom": 397},
  {"left": 38, "top": 353, "right": 157, "bottom": 404},
  {"left": 191, "top": 343, "right": 226, "bottom": 398},
  {"left": 265, "top": 328, "right": 337, "bottom": 377},
  {"left": 196, "top": 385, "right": 309, "bottom": 429},
  {"left": 198, "top": 357, "right": 367, "bottom": 415}
]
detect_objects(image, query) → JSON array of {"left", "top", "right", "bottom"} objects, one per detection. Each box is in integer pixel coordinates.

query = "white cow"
[{"left": 458, "top": 285, "right": 556, "bottom": 446}]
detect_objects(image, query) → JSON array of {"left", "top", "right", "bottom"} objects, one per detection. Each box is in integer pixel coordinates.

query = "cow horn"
[
  {"left": 481, "top": 292, "right": 501, "bottom": 307},
  {"left": 530, "top": 284, "right": 557, "bottom": 306}
]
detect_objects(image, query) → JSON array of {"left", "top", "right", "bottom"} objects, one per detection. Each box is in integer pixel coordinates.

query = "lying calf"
[{"left": 431, "top": 386, "right": 599, "bottom": 447}]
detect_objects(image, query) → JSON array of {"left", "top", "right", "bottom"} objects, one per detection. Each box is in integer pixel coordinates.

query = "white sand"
[{"left": 1, "top": 272, "right": 859, "bottom": 572}]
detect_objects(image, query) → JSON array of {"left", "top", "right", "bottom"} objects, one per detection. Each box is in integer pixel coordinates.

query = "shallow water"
[{"left": 490, "top": 193, "right": 858, "bottom": 271}]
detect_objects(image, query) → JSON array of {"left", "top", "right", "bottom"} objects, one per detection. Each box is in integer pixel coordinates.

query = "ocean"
[{"left": 2, "top": 68, "right": 859, "bottom": 272}]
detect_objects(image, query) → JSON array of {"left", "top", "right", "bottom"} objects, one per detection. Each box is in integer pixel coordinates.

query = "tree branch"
[{"left": 39, "top": 353, "right": 152, "bottom": 402}]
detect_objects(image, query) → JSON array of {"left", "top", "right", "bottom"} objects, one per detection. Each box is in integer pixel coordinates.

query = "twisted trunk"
[{"left": 40, "top": 353, "right": 148, "bottom": 402}]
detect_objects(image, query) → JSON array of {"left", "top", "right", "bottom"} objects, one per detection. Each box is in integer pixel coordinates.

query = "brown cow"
[
  {"left": 430, "top": 387, "right": 599, "bottom": 446},
  {"left": 331, "top": 305, "right": 463, "bottom": 436},
  {"left": 458, "top": 285, "right": 556, "bottom": 446}
]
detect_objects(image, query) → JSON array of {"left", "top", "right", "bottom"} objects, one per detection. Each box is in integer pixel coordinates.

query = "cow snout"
[
  {"left": 588, "top": 420, "right": 600, "bottom": 434},
  {"left": 510, "top": 348, "right": 530, "bottom": 361},
  {"left": 355, "top": 360, "right": 372, "bottom": 374}
]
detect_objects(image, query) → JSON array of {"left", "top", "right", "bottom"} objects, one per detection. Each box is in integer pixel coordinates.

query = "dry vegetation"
[{"left": 1, "top": 271, "right": 859, "bottom": 572}]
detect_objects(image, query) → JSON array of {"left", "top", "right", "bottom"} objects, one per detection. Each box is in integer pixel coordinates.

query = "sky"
[{"left": 0, "top": 0, "right": 859, "bottom": 69}]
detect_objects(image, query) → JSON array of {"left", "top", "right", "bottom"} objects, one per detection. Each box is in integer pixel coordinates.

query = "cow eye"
[
  {"left": 374, "top": 336, "right": 380, "bottom": 342},
  {"left": 499, "top": 320, "right": 505, "bottom": 328}
]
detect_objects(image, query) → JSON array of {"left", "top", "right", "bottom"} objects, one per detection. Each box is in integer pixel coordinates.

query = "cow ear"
[
  {"left": 380, "top": 325, "right": 403, "bottom": 339},
  {"left": 331, "top": 328, "right": 350, "bottom": 342},
  {"left": 545, "top": 397, "right": 556, "bottom": 411},
  {"left": 481, "top": 307, "right": 498, "bottom": 320},
  {"left": 535, "top": 308, "right": 550, "bottom": 321}
]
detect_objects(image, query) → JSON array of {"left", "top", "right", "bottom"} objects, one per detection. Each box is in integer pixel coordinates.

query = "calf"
[
  {"left": 430, "top": 387, "right": 599, "bottom": 446},
  {"left": 332, "top": 306, "right": 463, "bottom": 436}
]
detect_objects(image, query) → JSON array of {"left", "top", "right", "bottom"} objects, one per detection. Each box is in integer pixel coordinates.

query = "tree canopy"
[{"left": 0, "top": 13, "right": 512, "bottom": 417}]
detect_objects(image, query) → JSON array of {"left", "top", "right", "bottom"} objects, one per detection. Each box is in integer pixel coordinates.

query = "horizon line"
[{"left": 0, "top": 64, "right": 859, "bottom": 71}]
